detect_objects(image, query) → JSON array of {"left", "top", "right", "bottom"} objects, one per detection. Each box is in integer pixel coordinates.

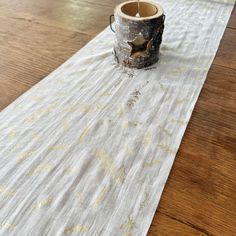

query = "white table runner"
[{"left": 0, "top": 0, "right": 234, "bottom": 235}]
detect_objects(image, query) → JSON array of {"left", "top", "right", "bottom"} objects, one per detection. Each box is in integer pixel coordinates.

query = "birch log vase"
[{"left": 111, "top": 0, "right": 165, "bottom": 69}]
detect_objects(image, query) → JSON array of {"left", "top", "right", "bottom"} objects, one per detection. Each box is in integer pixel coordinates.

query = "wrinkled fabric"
[{"left": 0, "top": 0, "right": 234, "bottom": 235}]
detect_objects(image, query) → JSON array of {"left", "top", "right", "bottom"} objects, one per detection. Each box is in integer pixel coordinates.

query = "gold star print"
[
  {"left": 120, "top": 217, "right": 136, "bottom": 235},
  {"left": 17, "top": 151, "right": 34, "bottom": 161},
  {"left": 32, "top": 196, "right": 54, "bottom": 209},
  {"left": 143, "top": 132, "right": 152, "bottom": 146},
  {"left": 139, "top": 192, "right": 150, "bottom": 210},
  {"left": 95, "top": 149, "right": 126, "bottom": 185},
  {"left": 0, "top": 186, "right": 16, "bottom": 197},
  {"left": 0, "top": 222, "right": 16, "bottom": 230},
  {"left": 79, "top": 127, "right": 90, "bottom": 144},
  {"left": 143, "top": 160, "right": 160, "bottom": 168},
  {"left": 126, "top": 218, "right": 136, "bottom": 230},
  {"left": 93, "top": 187, "right": 108, "bottom": 208},
  {"left": 64, "top": 224, "right": 89, "bottom": 234}
]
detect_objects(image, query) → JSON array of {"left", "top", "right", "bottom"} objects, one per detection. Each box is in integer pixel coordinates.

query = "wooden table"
[{"left": 0, "top": 0, "right": 235, "bottom": 235}]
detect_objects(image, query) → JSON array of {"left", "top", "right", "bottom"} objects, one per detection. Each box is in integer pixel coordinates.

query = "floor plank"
[
  {"left": 150, "top": 65, "right": 236, "bottom": 235},
  {"left": 214, "top": 28, "right": 236, "bottom": 69},
  {"left": 0, "top": 1, "right": 114, "bottom": 36},
  {"left": 227, "top": 5, "right": 236, "bottom": 29},
  {"left": 149, "top": 212, "right": 208, "bottom": 236},
  {"left": 0, "top": 16, "right": 91, "bottom": 110}
]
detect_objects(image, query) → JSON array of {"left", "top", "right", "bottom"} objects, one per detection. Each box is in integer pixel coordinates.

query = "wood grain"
[
  {"left": 0, "top": 0, "right": 235, "bottom": 235},
  {"left": 214, "top": 28, "right": 236, "bottom": 69},
  {"left": 228, "top": 5, "right": 236, "bottom": 29}
]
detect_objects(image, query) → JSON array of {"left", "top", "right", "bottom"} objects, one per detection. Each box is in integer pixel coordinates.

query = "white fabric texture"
[{"left": 0, "top": 0, "right": 234, "bottom": 235}]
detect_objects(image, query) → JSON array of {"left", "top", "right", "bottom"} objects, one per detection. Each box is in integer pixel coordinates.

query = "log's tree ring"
[
  {"left": 113, "top": 0, "right": 165, "bottom": 69},
  {"left": 116, "top": 0, "right": 164, "bottom": 21}
]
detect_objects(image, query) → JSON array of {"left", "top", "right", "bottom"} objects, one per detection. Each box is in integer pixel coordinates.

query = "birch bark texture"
[{"left": 112, "top": 0, "right": 165, "bottom": 69}]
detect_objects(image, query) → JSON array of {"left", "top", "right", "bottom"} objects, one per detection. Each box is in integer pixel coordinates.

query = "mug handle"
[{"left": 109, "top": 14, "right": 115, "bottom": 33}]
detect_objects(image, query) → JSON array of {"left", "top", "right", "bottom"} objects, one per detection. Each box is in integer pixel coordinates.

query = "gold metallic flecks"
[
  {"left": 64, "top": 167, "right": 79, "bottom": 174},
  {"left": 175, "top": 99, "right": 187, "bottom": 105},
  {"left": 0, "top": 222, "right": 16, "bottom": 230},
  {"left": 63, "top": 119, "right": 70, "bottom": 131},
  {"left": 95, "top": 148, "right": 114, "bottom": 173},
  {"left": 64, "top": 224, "right": 89, "bottom": 234},
  {"left": 17, "top": 151, "right": 34, "bottom": 161},
  {"left": 99, "top": 92, "right": 112, "bottom": 97},
  {"left": 27, "top": 164, "right": 52, "bottom": 176},
  {"left": 47, "top": 145, "right": 65, "bottom": 151},
  {"left": 121, "top": 216, "right": 136, "bottom": 236},
  {"left": 139, "top": 193, "right": 150, "bottom": 211},
  {"left": 192, "top": 67, "right": 208, "bottom": 72},
  {"left": 143, "top": 160, "right": 160, "bottom": 168},
  {"left": 93, "top": 187, "right": 108, "bottom": 208},
  {"left": 8, "top": 128, "right": 16, "bottom": 140},
  {"left": 159, "top": 126, "right": 171, "bottom": 137},
  {"left": 40, "top": 103, "right": 58, "bottom": 114},
  {"left": 95, "top": 149, "right": 126, "bottom": 185},
  {"left": 32, "top": 196, "right": 54, "bottom": 209},
  {"left": 117, "top": 106, "right": 124, "bottom": 117},
  {"left": 24, "top": 113, "right": 36, "bottom": 123},
  {"left": 78, "top": 104, "right": 92, "bottom": 113},
  {"left": 157, "top": 144, "right": 176, "bottom": 155},
  {"left": 95, "top": 104, "right": 106, "bottom": 111},
  {"left": 115, "top": 166, "right": 126, "bottom": 185},
  {"left": 25, "top": 103, "right": 58, "bottom": 122},
  {"left": 171, "top": 118, "right": 188, "bottom": 125},
  {"left": 79, "top": 127, "right": 90, "bottom": 143},
  {"left": 124, "top": 121, "right": 142, "bottom": 128},
  {"left": 143, "top": 132, "right": 151, "bottom": 146},
  {"left": 77, "top": 193, "right": 85, "bottom": 208},
  {"left": 169, "top": 66, "right": 185, "bottom": 75},
  {"left": 0, "top": 186, "right": 16, "bottom": 197},
  {"left": 64, "top": 104, "right": 78, "bottom": 113}
]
